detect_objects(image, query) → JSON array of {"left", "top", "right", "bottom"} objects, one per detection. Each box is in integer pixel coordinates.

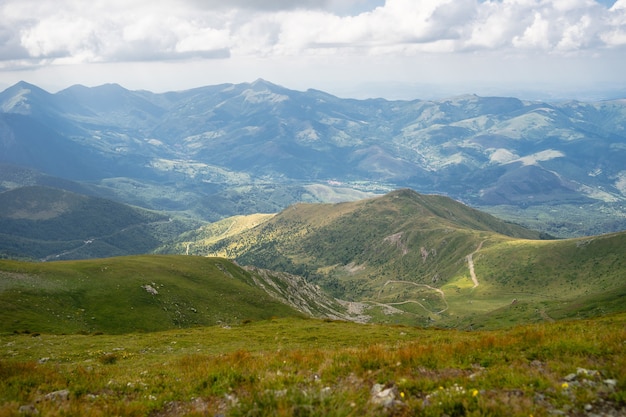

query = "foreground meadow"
[{"left": 1, "top": 315, "right": 625, "bottom": 416}]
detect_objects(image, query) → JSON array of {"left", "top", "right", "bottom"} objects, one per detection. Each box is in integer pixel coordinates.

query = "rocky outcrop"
[{"left": 244, "top": 266, "right": 370, "bottom": 323}]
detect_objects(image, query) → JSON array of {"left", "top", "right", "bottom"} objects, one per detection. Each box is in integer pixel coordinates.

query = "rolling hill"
[
  {"left": 1, "top": 80, "right": 626, "bottom": 236},
  {"left": 158, "top": 189, "right": 626, "bottom": 328},
  {"left": 0, "top": 186, "right": 197, "bottom": 261},
  {"left": 0, "top": 255, "right": 343, "bottom": 334},
  {"left": 1, "top": 186, "right": 624, "bottom": 330}
]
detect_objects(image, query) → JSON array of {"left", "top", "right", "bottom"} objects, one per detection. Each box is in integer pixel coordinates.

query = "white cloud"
[
  {"left": 0, "top": 0, "right": 625, "bottom": 97},
  {"left": 3, "top": 0, "right": 624, "bottom": 65},
  {"left": 513, "top": 11, "right": 552, "bottom": 49}
]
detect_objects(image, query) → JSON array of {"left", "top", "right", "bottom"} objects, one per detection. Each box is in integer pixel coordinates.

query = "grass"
[
  {"left": 0, "top": 255, "right": 303, "bottom": 334},
  {"left": 1, "top": 314, "right": 625, "bottom": 416}
]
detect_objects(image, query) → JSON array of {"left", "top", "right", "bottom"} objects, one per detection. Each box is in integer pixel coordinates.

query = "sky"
[{"left": 1, "top": 0, "right": 625, "bottom": 100}]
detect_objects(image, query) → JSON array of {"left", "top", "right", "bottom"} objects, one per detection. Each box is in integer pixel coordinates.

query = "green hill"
[
  {"left": 454, "top": 231, "right": 626, "bottom": 328},
  {"left": 0, "top": 186, "right": 196, "bottom": 260},
  {"left": 159, "top": 189, "right": 626, "bottom": 328},
  {"left": 0, "top": 255, "right": 306, "bottom": 334}
]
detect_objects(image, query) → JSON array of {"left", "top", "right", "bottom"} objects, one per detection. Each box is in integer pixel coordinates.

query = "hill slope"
[
  {"left": 0, "top": 186, "right": 195, "bottom": 260},
  {"left": 159, "top": 189, "right": 626, "bottom": 328},
  {"left": 0, "top": 255, "right": 311, "bottom": 334}
]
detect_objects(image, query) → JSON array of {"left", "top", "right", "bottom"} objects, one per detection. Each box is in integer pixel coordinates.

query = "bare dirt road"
[{"left": 466, "top": 240, "right": 485, "bottom": 289}]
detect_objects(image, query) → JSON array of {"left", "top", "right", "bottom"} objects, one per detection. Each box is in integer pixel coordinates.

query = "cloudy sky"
[{"left": 1, "top": 0, "right": 625, "bottom": 99}]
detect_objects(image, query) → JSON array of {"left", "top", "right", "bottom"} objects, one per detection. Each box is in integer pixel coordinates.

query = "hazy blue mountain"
[{"left": 1, "top": 80, "right": 625, "bottom": 236}]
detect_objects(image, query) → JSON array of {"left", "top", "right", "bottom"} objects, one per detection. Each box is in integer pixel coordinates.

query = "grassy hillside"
[
  {"left": 1, "top": 315, "right": 624, "bottom": 416},
  {"left": 159, "top": 189, "right": 626, "bottom": 329},
  {"left": 156, "top": 213, "right": 275, "bottom": 255},
  {"left": 0, "top": 255, "right": 304, "bottom": 334},
  {"left": 447, "top": 231, "right": 626, "bottom": 329},
  {"left": 0, "top": 186, "right": 197, "bottom": 260}
]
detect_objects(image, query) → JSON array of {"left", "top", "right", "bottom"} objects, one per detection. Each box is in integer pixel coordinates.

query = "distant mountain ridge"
[{"left": 1, "top": 80, "right": 626, "bottom": 236}]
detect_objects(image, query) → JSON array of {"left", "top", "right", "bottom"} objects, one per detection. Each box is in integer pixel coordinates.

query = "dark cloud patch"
[
  {"left": 186, "top": 0, "right": 385, "bottom": 14},
  {"left": 0, "top": 27, "right": 30, "bottom": 61},
  {"left": 109, "top": 46, "right": 230, "bottom": 63},
  {"left": 185, "top": 0, "right": 331, "bottom": 12}
]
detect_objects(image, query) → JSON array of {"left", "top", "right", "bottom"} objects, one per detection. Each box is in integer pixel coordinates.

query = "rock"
[
  {"left": 370, "top": 383, "right": 403, "bottom": 409},
  {"left": 142, "top": 284, "right": 158, "bottom": 295},
  {"left": 576, "top": 368, "right": 599, "bottom": 378},
  {"left": 43, "top": 389, "right": 70, "bottom": 402},
  {"left": 18, "top": 404, "right": 38, "bottom": 415},
  {"left": 603, "top": 379, "right": 617, "bottom": 389}
]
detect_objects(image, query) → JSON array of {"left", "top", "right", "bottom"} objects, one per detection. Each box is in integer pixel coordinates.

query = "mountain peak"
[
  {"left": 248, "top": 78, "right": 285, "bottom": 92},
  {"left": 5, "top": 81, "right": 46, "bottom": 92},
  {"left": 59, "top": 83, "right": 129, "bottom": 96},
  {"left": 93, "top": 83, "right": 129, "bottom": 93},
  {"left": 0, "top": 81, "right": 52, "bottom": 97},
  {"left": 0, "top": 81, "right": 53, "bottom": 114},
  {"left": 251, "top": 78, "right": 273, "bottom": 87}
]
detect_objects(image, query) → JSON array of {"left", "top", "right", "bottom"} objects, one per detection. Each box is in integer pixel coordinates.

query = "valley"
[
  {"left": 2, "top": 188, "right": 623, "bottom": 332},
  {"left": 1, "top": 80, "right": 626, "bottom": 415}
]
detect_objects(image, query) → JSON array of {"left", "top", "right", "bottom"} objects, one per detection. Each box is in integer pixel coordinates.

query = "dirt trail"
[
  {"left": 466, "top": 240, "right": 485, "bottom": 289},
  {"left": 539, "top": 309, "right": 555, "bottom": 322},
  {"left": 377, "top": 280, "right": 449, "bottom": 314}
]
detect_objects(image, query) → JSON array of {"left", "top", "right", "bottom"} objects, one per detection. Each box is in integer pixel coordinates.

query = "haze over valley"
[{"left": 2, "top": 80, "right": 626, "bottom": 240}]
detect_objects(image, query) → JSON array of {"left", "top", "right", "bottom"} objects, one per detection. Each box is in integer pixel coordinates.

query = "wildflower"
[
  {"left": 400, "top": 391, "right": 405, "bottom": 399},
  {"left": 471, "top": 389, "right": 479, "bottom": 397},
  {"left": 561, "top": 382, "right": 569, "bottom": 389}
]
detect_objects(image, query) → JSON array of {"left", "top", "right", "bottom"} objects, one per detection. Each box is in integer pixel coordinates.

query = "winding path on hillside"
[
  {"left": 376, "top": 280, "right": 449, "bottom": 314},
  {"left": 466, "top": 240, "right": 485, "bottom": 289}
]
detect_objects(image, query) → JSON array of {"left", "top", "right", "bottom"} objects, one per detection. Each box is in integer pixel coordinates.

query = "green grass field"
[
  {"left": 1, "top": 315, "right": 625, "bottom": 416},
  {"left": 0, "top": 255, "right": 302, "bottom": 335}
]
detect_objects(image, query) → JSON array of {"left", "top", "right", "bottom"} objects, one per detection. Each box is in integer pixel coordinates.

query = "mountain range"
[
  {"left": 1, "top": 80, "right": 626, "bottom": 236},
  {"left": 1, "top": 79, "right": 626, "bottom": 329},
  {"left": 2, "top": 80, "right": 626, "bottom": 416}
]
